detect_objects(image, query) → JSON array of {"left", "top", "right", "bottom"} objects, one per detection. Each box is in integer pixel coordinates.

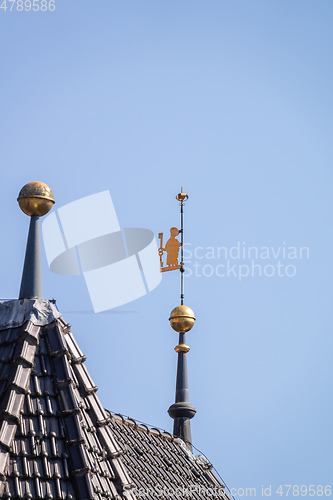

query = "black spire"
[
  {"left": 17, "top": 181, "right": 55, "bottom": 299},
  {"left": 19, "top": 215, "right": 43, "bottom": 299},
  {"left": 168, "top": 327, "right": 196, "bottom": 450}
]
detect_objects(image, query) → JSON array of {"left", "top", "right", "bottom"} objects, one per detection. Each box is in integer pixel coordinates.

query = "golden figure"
[
  {"left": 158, "top": 227, "right": 181, "bottom": 272},
  {"left": 165, "top": 227, "right": 181, "bottom": 267}
]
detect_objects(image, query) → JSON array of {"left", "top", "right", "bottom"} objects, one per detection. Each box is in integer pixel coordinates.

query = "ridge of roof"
[
  {"left": 0, "top": 299, "right": 61, "bottom": 330},
  {"left": 108, "top": 414, "right": 178, "bottom": 443}
]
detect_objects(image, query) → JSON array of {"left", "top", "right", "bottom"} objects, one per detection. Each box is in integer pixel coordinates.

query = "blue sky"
[{"left": 1, "top": 1, "right": 332, "bottom": 498}]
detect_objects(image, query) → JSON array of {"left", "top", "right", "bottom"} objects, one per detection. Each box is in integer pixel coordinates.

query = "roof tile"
[
  {"left": 0, "top": 418, "right": 17, "bottom": 450},
  {"left": 0, "top": 389, "right": 25, "bottom": 422}
]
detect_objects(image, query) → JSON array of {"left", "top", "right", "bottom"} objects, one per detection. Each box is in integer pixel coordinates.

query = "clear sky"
[{"left": 1, "top": 1, "right": 332, "bottom": 498}]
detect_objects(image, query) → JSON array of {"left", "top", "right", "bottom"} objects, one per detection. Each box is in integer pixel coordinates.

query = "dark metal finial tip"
[{"left": 176, "top": 188, "right": 188, "bottom": 204}]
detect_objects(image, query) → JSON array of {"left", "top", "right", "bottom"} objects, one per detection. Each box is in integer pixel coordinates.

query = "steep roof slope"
[{"left": 0, "top": 299, "right": 229, "bottom": 500}]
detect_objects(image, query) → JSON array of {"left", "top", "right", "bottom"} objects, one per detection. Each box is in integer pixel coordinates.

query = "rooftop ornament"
[
  {"left": 17, "top": 181, "right": 55, "bottom": 300},
  {"left": 160, "top": 188, "right": 197, "bottom": 451}
]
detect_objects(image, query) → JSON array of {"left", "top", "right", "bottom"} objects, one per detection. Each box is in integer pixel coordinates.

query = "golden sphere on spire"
[
  {"left": 17, "top": 181, "right": 55, "bottom": 217},
  {"left": 169, "top": 305, "right": 195, "bottom": 333}
]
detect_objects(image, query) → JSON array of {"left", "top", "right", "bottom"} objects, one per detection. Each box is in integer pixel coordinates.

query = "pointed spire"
[
  {"left": 168, "top": 305, "right": 196, "bottom": 450},
  {"left": 17, "top": 182, "right": 55, "bottom": 299},
  {"left": 167, "top": 189, "right": 196, "bottom": 451}
]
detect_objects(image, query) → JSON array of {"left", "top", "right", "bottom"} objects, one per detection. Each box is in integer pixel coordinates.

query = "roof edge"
[
  {"left": 109, "top": 412, "right": 190, "bottom": 445},
  {"left": 0, "top": 299, "right": 61, "bottom": 330}
]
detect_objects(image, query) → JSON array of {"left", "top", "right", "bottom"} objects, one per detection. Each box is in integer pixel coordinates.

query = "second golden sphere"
[{"left": 169, "top": 305, "right": 195, "bottom": 333}]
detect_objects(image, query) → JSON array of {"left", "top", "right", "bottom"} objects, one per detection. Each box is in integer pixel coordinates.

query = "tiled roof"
[
  {"left": 108, "top": 414, "right": 230, "bottom": 499},
  {"left": 0, "top": 300, "right": 229, "bottom": 500}
]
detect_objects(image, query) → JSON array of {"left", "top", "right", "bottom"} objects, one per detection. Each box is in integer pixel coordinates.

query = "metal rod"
[{"left": 180, "top": 201, "right": 184, "bottom": 305}]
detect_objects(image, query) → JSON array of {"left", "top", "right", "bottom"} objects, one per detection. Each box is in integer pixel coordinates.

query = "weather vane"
[
  {"left": 162, "top": 188, "right": 196, "bottom": 450},
  {"left": 158, "top": 187, "right": 188, "bottom": 305}
]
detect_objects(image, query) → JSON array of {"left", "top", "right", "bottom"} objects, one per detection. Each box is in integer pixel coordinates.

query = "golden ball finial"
[
  {"left": 17, "top": 181, "right": 55, "bottom": 217},
  {"left": 169, "top": 305, "right": 195, "bottom": 333}
]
